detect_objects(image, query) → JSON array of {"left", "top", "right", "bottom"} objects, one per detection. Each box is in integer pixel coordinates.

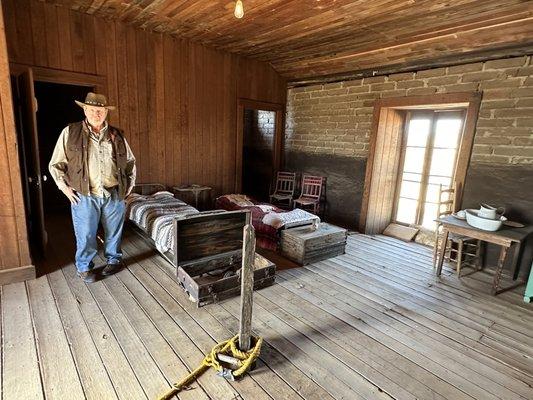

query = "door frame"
[
  {"left": 9, "top": 63, "right": 106, "bottom": 91},
  {"left": 235, "top": 98, "right": 285, "bottom": 193},
  {"left": 391, "top": 109, "right": 466, "bottom": 228},
  {"left": 16, "top": 68, "right": 48, "bottom": 253},
  {"left": 359, "top": 92, "right": 481, "bottom": 233},
  {"left": 9, "top": 64, "right": 104, "bottom": 260}
]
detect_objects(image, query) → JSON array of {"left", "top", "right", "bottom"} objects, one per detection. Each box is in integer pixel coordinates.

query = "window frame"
[
  {"left": 392, "top": 109, "right": 466, "bottom": 229},
  {"left": 360, "top": 92, "right": 482, "bottom": 234}
]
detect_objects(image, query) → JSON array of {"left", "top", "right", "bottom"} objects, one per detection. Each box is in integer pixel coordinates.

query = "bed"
[
  {"left": 126, "top": 183, "right": 224, "bottom": 265},
  {"left": 126, "top": 190, "right": 198, "bottom": 253},
  {"left": 215, "top": 194, "right": 320, "bottom": 250}
]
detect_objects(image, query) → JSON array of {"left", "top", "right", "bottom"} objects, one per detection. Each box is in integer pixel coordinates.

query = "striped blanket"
[{"left": 126, "top": 191, "right": 199, "bottom": 253}]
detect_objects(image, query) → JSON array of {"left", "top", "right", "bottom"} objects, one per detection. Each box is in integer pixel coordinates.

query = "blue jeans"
[{"left": 71, "top": 188, "right": 126, "bottom": 272}]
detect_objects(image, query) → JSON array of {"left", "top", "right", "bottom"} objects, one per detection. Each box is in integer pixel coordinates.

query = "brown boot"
[
  {"left": 77, "top": 270, "right": 96, "bottom": 283},
  {"left": 102, "top": 262, "right": 124, "bottom": 276}
]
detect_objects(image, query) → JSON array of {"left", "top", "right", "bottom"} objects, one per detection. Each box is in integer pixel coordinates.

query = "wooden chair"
[
  {"left": 433, "top": 184, "right": 482, "bottom": 276},
  {"left": 269, "top": 171, "right": 296, "bottom": 209},
  {"left": 293, "top": 174, "right": 325, "bottom": 215}
]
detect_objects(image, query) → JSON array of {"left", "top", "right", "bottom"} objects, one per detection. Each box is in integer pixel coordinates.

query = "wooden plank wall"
[
  {"left": 0, "top": 0, "right": 286, "bottom": 275},
  {"left": 0, "top": 0, "right": 32, "bottom": 275},
  {"left": 2, "top": 0, "right": 286, "bottom": 194}
]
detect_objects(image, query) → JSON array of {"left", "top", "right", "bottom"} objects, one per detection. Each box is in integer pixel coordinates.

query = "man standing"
[{"left": 49, "top": 93, "right": 136, "bottom": 282}]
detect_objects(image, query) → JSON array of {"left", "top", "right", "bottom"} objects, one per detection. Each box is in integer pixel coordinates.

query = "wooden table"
[
  {"left": 172, "top": 185, "right": 212, "bottom": 210},
  {"left": 435, "top": 215, "right": 533, "bottom": 295},
  {"left": 524, "top": 263, "right": 533, "bottom": 303}
]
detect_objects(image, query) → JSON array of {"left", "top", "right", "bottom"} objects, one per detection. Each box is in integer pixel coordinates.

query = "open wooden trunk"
[{"left": 174, "top": 210, "right": 276, "bottom": 307}]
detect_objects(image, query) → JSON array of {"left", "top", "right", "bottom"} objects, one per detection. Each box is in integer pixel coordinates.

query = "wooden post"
[
  {"left": 436, "top": 228, "right": 449, "bottom": 276},
  {"left": 492, "top": 245, "right": 509, "bottom": 295},
  {"left": 239, "top": 224, "right": 255, "bottom": 351}
]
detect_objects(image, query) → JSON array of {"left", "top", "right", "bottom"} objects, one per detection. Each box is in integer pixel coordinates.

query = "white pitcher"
[{"left": 479, "top": 203, "right": 505, "bottom": 220}]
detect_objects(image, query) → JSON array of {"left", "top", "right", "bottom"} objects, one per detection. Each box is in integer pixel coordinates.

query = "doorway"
[
  {"left": 242, "top": 108, "right": 277, "bottom": 200},
  {"left": 360, "top": 93, "right": 481, "bottom": 234},
  {"left": 393, "top": 110, "right": 465, "bottom": 231},
  {"left": 11, "top": 75, "right": 91, "bottom": 260},
  {"left": 35, "top": 81, "right": 90, "bottom": 215},
  {"left": 235, "top": 99, "right": 284, "bottom": 198}
]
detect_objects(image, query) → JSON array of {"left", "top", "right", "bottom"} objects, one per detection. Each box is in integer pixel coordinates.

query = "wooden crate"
[
  {"left": 171, "top": 185, "right": 212, "bottom": 210},
  {"left": 281, "top": 223, "right": 347, "bottom": 265},
  {"left": 174, "top": 210, "right": 276, "bottom": 307}
]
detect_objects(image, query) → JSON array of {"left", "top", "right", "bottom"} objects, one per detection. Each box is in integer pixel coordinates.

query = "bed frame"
[
  {"left": 132, "top": 182, "right": 167, "bottom": 195},
  {"left": 128, "top": 183, "right": 230, "bottom": 267},
  {"left": 129, "top": 208, "right": 232, "bottom": 267},
  {"left": 128, "top": 183, "right": 194, "bottom": 266}
]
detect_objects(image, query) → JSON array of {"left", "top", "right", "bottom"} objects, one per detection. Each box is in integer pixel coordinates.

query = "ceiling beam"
[{"left": 288, "top": 43, "right": 533, "bottom": 87}]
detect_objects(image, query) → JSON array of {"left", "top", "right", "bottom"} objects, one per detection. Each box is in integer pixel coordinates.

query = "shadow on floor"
[
  {"left": 37, "top": 214, "right": 156, "bottom": 277},
  {"left": 256, "top": 247, "right": 302, "bottom": 271}
]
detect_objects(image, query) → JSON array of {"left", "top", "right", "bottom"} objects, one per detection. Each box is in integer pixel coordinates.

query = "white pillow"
[{"left": 152, "top": 191, "right": 174, "bottom": 197}]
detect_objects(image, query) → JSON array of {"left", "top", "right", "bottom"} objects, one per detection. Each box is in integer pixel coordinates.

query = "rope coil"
[{"left": 157, "top": 335, "right": 262, "bottom": 400}]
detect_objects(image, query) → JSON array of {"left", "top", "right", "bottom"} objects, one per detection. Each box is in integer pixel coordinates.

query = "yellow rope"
[{"left": 157, "top": 335, "right": 262, "bottom": 400}]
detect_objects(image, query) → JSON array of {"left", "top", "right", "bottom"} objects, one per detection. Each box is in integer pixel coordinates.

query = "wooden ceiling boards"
[{"left": 31, "top": 1, "right": 533, "bottom": 83}]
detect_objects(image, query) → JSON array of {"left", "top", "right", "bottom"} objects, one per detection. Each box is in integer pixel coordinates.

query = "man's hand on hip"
[{"left": 61, "top": 185, "right": 80, "bottom": 205}]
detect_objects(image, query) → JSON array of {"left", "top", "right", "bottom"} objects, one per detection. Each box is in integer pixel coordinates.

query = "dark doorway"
[
  {"left": 241, "top": 108, "right": 276, "bottom": 201},
  {"left": 34, "top": 81, "right": 90, "bottom": 215},
  {"left": 12, "top": 76, "right": 90, "bottom": 262}
]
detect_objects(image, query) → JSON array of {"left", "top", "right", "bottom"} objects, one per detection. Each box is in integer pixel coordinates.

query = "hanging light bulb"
[{"left": 234, "top": 0, "right": 244, "bottom": 19}]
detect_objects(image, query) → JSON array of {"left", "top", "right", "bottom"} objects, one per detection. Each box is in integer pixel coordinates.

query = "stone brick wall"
[
  {"left": 244, "top": 109, "right": 275, "bottom": 149},
  {"left": 286, "top": 55, "right": 533, "bottom": 165},
  {"left": 243, "top": 109, "right": 276, "bottom": 200},
  {"left": 285, "top": 55, "right": 533, "bottom": 271}
]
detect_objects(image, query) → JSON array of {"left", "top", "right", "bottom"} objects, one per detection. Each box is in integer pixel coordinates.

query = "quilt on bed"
[
  {"left": 126, "top": 191, "right": 199, "bottom": 253},
  {"left": 215, "top": 194, "right": 320, "bottom": 250}
]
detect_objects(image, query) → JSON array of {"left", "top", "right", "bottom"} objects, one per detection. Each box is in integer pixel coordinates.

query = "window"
[{"left": 394, "top": 110, "right": 465, "bottom": 231}]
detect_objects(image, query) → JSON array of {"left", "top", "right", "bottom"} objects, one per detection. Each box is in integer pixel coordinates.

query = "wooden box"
[
  {"left": 281, "top": 223, "right": 347, "bottom": 265},
  {"left": 172, "top": 185, "right": 212, "bottom": 211},
  {"left": 175, "top": 210, "right": 276, "bottom": 307}
]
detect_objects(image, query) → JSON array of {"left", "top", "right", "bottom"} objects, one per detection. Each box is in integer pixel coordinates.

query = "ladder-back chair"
[
  {"left": 433, "top": 184, "right": 482, "bottom": 276},
  {"left": 269, "top": 171, "right": 296, "bottom": 209},
  {"left": 293, "top": 174, "right": 325, "bottom": 215}
]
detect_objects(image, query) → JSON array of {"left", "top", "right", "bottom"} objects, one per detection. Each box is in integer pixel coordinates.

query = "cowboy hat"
[{"left": 75, "top": 92, "right": 116, "bottom": 110}]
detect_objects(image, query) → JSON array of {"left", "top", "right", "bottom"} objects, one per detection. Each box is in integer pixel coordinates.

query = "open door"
[{"left": 16, "top": 68, "right": 47, "bottom": 254}]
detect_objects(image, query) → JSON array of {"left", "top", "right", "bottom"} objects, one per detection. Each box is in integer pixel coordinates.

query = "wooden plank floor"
[{"left": 2, "top": 224, "right": 533, "bottom": 399}]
